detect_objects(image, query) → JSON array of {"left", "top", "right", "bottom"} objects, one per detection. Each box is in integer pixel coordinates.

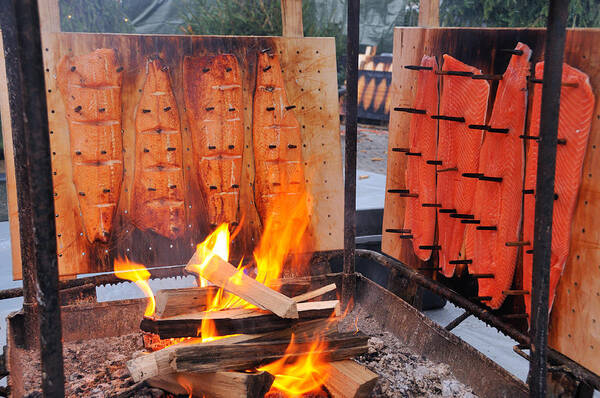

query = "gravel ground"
[
  {"left": 340, "top": 305, "right": 478, "bottom": 398},
  {"left": 341, "top": 124, "right": 389, "bottom": 175}
]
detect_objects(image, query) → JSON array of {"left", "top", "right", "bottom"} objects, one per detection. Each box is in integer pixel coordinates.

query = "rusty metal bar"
[
  {"left": 530, "top": 1, "right": 570, "bottom": 396},
  {"left": 343, "top": 0, "right": 360, "bottom": 306},
  {"left": 8, "top": 0, "right": 65, "bottom": 395},
  {"left": 445, "top": 311, "right": 470, "bottom": 331}
]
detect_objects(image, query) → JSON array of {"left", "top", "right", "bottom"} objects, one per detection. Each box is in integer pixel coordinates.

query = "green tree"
[
  {"left": 440, "top": 0, "right": 600, "bottom": 28},
  {"left": 60, "top": 0, "right": 134, "bottom": 33}
]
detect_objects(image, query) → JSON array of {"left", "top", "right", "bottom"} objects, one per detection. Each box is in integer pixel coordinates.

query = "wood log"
[
  {"left": 154, "top": 286, "right": 219, "bottom": 318},
  {"left": 324, "top": 360, "right": 378, "bottom": 398},
  {"left": 141, "top": 300, "right": 339, "bottom": 339},
  {"left": 128, "top": 318, "right": 340, "bottom": 382},
  {"left": 154, "top": 282, "right": 337, "bottom": 319},
  {"left": 171, "top": 332, "right": 369, "bottom": 373},
  {"left": 185, "top": 253, "right": 298, "bottom": 319},
  {"left": 147, "top": 370, "right": 275, "bottom": 398}
]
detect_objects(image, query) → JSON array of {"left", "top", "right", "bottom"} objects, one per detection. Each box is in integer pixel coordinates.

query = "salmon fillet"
[
  {"left": 402, "top": 56, "right": 438, "bottom": 261},
  {"left": 132, "top": 57, "right": 185, "bottom": 239},
  {"left": 437, "top": 55, "right": 490, "bottom": 276},
  {"left": 56, "top": 49, "right": 124, "bottom": 243},
  {"left": 523, "top": 62, "right": 595, "bottom": 322},
  {"left": 183, "top": 55, "right": 244, "bottom": 227},
  {"left": 471, "top": 43, "right": 531, "bottom": 309},
  {"left": 253, "top": 52, "right": 305, "bottom": 224}
]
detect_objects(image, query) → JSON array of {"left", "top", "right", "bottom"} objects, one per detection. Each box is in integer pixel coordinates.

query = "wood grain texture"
[
  {"left": 12, "top": 32, "right": 342, "bottom": 277},
  {"left": 324, "top": 360, "right": 378, "bottom": 398},
  {"left": 383, "top": 27, "right": 600, "bottom": 377},
  {"left": 0, "top": 33, "right": 24, "bottom": 279},
  {"left": 281, "top": 0, "right": 304, "bottom": 37},
  {"left": 418, "top": 0, "right": 439, "bottom": 27}
]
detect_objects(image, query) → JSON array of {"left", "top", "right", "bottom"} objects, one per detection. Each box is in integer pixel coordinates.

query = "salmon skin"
[
  {"left": 402, "top": 55, "right": 439, "bottom": 261},
  {"left": 523, "top": 62, "right": 595, "bottom": 323},
  {"left": 183, "top": 55, "right": 244, "bottom": 227},
  {"left": 471, "top": 43, "right": 531, "bottom": 309},
  {"left": 253, "top": 51, "right": 305, "bottom": 224},
  {"left": 132, "top": 57, "right": 186, "bottom": 239},
  {"left": 57, "top": 49, "right": 124, "bottom": 243},
  {"left": 437, "top": 55, "right": 490, "bottom": 276}
]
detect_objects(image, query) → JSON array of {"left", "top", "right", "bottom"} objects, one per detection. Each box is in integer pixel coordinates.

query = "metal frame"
[{"left": 0, "top": 0, "right": 592, "bottom": 396}]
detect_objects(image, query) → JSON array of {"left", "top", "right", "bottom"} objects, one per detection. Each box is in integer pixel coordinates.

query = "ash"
[{"left": 339, "top": 306, "right": 478, "bottom": 398}]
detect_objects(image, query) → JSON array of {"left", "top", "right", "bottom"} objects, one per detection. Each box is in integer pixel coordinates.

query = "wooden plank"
[
  {"left": 292, "top": 283, "right": 337, "bottom": 302},
  {"left": 20, "top": 32, "right": 342, "bottom": 279},
  {"left": 382, "top": 27, "right": 426, "bottom": 269},
  {"left": 185, "top": 254, "right": 298, "bottom": 318},
  {"left": 418, "top": 0, "right": 439, "bottom": 27},
  {"left": 129, "top": 317, "right": 340, "bottom": 382},
  {"left": 281, "top": 0, "right": 303, "bottom": 37},
  {"left": 141, "top": 300, "right": 339, "bottom": 338},
  {"left": 324, "top": 360, "right": 378, "bottom": 398},
  {"left": 171, "top": 332, "right": 369, "bottom": 373},
  {"left": 37, "top": 0, "right": 61, "bottom": 34},
  {"left": 147, "top": 371, "right": 275, "bottom": 398},
  {"left": 383, "top": 27, "right": 600, "bottom": 377},
  {"left": 0, "top": 32, "right": 24, "bottom": 280}
]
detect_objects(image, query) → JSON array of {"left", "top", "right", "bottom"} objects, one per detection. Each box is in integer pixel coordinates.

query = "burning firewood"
[
  {"left": 154, "top": 283, "right": 337, "bottom": 319},
  {"left": 186, "top": 251, "right": 299, "bottom": 319},
  {"left": 128, "top": 318, "right": 341, "bottom": 383},
  {"left": 324, "top": 360, "right": 378, "bottom": 398},
  {"left": 171, "top": 332, "right": 369, "bottom": 373},
  {"left": 146, "top": 371, "right": 275, "bottom": 398},
  {"left": 140, "top": 300, "right": 340, "bottom": 339}
]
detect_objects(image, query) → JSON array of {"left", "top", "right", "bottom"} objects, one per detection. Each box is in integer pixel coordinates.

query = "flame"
[
  {"left": 175, "top": 374, "right": 194, "bottom": 398},
  {"left": 114, "top": 257, "right": 155, "bottom": 317},
  {"left": 259, "top": 334, "right": 330, "bottom": 397}
]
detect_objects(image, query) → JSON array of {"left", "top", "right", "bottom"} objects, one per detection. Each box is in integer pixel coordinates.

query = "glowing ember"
[{"left": 114, "top": 257, "right": 155, "bottom": 316}]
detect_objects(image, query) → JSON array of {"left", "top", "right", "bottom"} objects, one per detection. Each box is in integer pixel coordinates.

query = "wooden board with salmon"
[
  {"left": 383, "top": 27, "right": 600, "bottom": 375},
  {"left": 252, "top": 51, "right": 305, "bottom": 224},
  {"left": 56, "top": 48, "right": 124, "bottom": 244},
  {"left": 522, "top": 62, "right": 595, "bottom": 323},
  {"left": 183, "top": 54, "right": 244, "bottom": 227},
  {"left": 436, "top": 55, "right": 490, "bottom": 277},
  {"left": 402, "top": 55, "right": 438, "bottom": 262},
  {"left": 5, "top": 33, "right": 343, "bottom": 277},
  {"left": 132, "top": 57, "right": 185, "bottom": 240}
]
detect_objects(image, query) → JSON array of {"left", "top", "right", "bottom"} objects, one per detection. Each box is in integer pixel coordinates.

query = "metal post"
[
  {"left": 0, "top": 0, "right": 38, "bottom": 345},
  {"left": 530, "top": 0, "right": 569, "bottom": 396},
  {"left": 343, "top": 0, "right": 360, "bottom": 305},
  {"left": 9, "top": 0, "right": 65, "bottom": 395}
]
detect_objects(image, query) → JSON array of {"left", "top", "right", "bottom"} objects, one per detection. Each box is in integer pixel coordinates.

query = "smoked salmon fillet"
[
  {"left": 56, "top": 48, "right": 124, "bottom": 243},
  {"left": 402, "top": 55, "right": 438, "bottom": 261},
  {"left": 471, "top": 43, "right": 531, "bottom": 309},
  {"left": 436, "top": 55, "right": 490, "bottom": 276},
  {"left": 132, "top": 57, "right": 185, "bottom": 239},
  {"left": 523, "top": 62, "right": 595, "bottom": 322},
  {"left": 183, "top": 55, "right": 244, "bottom": 227},
  {"left": 253, "top": 51, "right": 305, "bottom": 224}
]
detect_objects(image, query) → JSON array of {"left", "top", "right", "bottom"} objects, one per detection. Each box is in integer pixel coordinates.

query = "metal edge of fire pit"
[{"left": 354, "top": 274, "right": 529, "bottom": 398}]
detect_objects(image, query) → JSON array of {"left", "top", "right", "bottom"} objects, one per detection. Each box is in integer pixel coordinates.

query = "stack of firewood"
[{"left": 126, "top": 254, "right": 378, "bottom": 397}]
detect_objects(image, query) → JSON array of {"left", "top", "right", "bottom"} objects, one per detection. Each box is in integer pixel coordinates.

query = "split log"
[
  {"left": 141, "top": 300, "right": 339, "bottom": 339},
  {"left": 128, "top": 318, "right": 340, "bottom": 382},
  {"left": 186, "top": 253, "right": 298, "bottom": 318},
  {"left": 324, "top": 360, "right": 378, "bottom": 398},
  {"left": 153, "top": 282, "right": 337, "bottom": 319},
  {"left": 154, "top": 286, "right": 219, "bottom": 318},
  {"left": 147, "top": 370, "right": 275, "bottom": 398},
  {"left": 171, "top": 332, "right": 369, "bottom": 373}
]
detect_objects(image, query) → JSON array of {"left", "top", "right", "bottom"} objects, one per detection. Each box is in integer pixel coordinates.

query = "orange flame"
[
  {"left": 259, "top": 333, "right": 330, "bottom": 397},
  {"left": 114, "top": 257, "right": 155, "bottom": 316}
]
